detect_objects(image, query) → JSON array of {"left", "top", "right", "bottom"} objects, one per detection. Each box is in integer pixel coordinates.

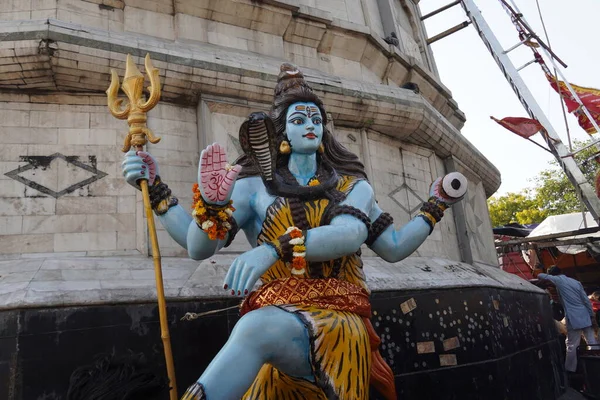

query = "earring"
[
  {"left": 318, "top": 143, "right": 324, "bottom": 154},
  {"left": 279, "top": 140, "right": 291, "bottom": 155}
]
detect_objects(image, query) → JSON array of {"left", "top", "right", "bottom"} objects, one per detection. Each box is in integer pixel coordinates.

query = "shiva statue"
[{"left": 122, "top": 63, "right": 467, "bottom": 400}]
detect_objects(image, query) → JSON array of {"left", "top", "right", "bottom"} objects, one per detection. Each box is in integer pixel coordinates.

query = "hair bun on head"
[{"left": 275, "top": 63, "right": 313, "bottom": 98}]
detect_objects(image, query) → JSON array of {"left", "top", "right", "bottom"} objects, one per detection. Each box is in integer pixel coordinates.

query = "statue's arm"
[
  {"left": 368, "top": 203, "right": 430, "bottom": 263},
  {"left": 304, "top": 180, "right": 374, "bottom": 261},
  {"left": 122, "top": 145, "right": 252, "bottom": 261},
  {"left": 145, "top": 178, "right": 253, "bottom": 260},
  {"left": 368, "top": 173, "right": 467, "bottom": 263}
]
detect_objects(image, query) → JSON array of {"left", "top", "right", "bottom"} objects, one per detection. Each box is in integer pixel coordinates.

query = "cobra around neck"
[{"left": 288, "top": 152, "right": 317, "bottom": 185}]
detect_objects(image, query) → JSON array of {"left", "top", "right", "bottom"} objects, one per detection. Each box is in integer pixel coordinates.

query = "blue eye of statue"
[
  {"left": 290, "top": 118, "right": 304, "bottom": 125},
  {"left": 313, "top": 117, "right": 322, "bottom": 125}
]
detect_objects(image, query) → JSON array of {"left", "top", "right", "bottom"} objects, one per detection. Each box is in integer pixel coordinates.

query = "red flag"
[
  {"left": 491, "top": 116, "right": 543, "bottom": 138},
  {"left": 574, "top": 108, "right": 600, "bottom": 134},
  {"left": 546, "top": 74, "right": 600, "bottom": 114}
]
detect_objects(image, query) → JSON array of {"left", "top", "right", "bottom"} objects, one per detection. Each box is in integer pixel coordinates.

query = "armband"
[{"left": 366, "top": 212, "right": 393, "bottom": 246}]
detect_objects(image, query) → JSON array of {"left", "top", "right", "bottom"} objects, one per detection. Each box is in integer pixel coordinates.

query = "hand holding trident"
[{"left": 106, "top": 54, "right": 178, "bottom": 400}]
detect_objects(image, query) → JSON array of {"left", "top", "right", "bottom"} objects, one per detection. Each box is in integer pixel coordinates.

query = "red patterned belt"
[{"left": 240, "top": 276, "right": 371, "bottom": 317}]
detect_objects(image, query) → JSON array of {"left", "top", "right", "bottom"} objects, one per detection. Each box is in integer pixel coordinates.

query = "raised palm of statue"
[{"left": 199, "top": 143, "right": 241, "bottom": 205}]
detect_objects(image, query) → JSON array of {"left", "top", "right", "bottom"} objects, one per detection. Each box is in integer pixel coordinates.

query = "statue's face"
[{"left": 285, "top": 102, "right": 324, "bottom": 154}]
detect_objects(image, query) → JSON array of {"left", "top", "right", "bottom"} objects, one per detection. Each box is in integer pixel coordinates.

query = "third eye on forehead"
[{"left": 292, "top": 104, "right": 320, "bottom": 118}]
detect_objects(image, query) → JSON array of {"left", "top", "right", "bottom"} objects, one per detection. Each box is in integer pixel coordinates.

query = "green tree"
[
  {"left": 488, "top": 139, "right": 600, "bottom": 227},
  {"left": 488, "top": 191, "right": 546, "bottom": 227}
]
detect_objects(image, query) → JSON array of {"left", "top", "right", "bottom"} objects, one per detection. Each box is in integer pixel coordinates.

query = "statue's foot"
[{"left": 181, "top": 381, "right": 206, "bottom": 400}]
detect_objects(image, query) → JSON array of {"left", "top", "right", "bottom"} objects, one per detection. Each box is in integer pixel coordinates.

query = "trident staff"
[{"left": 106, "top": 54, "right": 178, "bottom": 400}]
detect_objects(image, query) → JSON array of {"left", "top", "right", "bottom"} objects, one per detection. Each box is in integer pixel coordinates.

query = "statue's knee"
[
  {"left": 230, "top": 311, "right": 272, "bottom": 349},
  {"left": 230, "top": 307, "right": 304, "bottom": 352}
]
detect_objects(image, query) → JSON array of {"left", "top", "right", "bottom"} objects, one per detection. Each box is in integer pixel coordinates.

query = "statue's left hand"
[
  {"left": 429, "top": 172, "right": 468, "bottom": 207},
  {"left": 224, "top": 245, "right": 278, "bottom": 296}
]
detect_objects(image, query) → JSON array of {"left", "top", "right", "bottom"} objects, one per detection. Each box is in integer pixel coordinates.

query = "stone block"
[
  {"left": 0, "top": 259, "right": 43, "bottom": 273},
  {"left": 56, "top": 196, "right": 116, "bottom": 215},
  {"left": 116, "top": 230, "right": 136, "bottom": 250},
  {"left": 32, "top": 0, "right": 58, "bottom": 9},
  {"left": 29, "top": 279, "right": 102, "bottom": 292},
  {"left": 361, "top": 41, "right": 388, "bottom": 78},
  {"left": 0, "top": 197, "right": 56, "bottom": 216},
  {"left": 0, "top": 233, "right": 54, "bottom": 254},
  {"left": 2, "top": 180, "right": 29, "bottom": 197},
  {"left": 174, "top": 0, "right": 211, "bottom": 19},
  {"left": 147, "top": 117, "right": 197, "bottom": 137},
  {"left": 81, "top": 0, "right": 124, "bottom": 8},
  {"left": 318, "top": 29, "right": 368, "bottom": 62},
  {"left": 0, "top": 11, "right": 32, "bottom": 21},
  {"left": 310, "top": 0, "right": 348, "bottom": 21},
  {"left": 0, "top": 216, "right": 22, "bottom": 235},
  {"left": 125, "top": 0, "right": 172, "bottom": 14},
  {"left": 56, "top": 9, "right": 107, "bottom": 31},
  {"left": 0, "top": 269, "right": 37, "bottom": 283},
  {"left": 386, "top": 61, "right": 410, "bottom": 86},
  {"left": 329, "top": 55, "right": 362, "bottom": 80},
  {"left": 54, "top": 231, "right": 117, "bottom": 252},
  {"left": 174, "top": 13, "right": 208, "bottom": 43},
  {"left": 124, "top": 6, "right": 175, "bottom": 40},
  {"left": 30, "top": 110, "right": 90, "bottom": 128},
  {"left": 90, "top": 112, "right": 128, "bottom": 129},
  {"left": 152, "top": 103, "right": 197, "bottom": 122},
  {"left": 283, "top": 17, "right": 327, "bottom": 48},
  {"left": 0, "top": 109, "right": 29, "bottom": 127},
  {"left": 250, "top": 4, "right": 292, "bottom": 36},
  {"left": 3, "top": 0, "right": 33, "bottom": 11},
  {"left": 117, "top": 195, "right": 135, "bottom": 214},
  {"left": 86, "top": 213, "right": 135, "bottom": 233},
  {"left": 22, "top": 214, "right": 87, "bottom": 234},
  {"left": 57, "top": 128, "right": 116, "bottom": 146}
]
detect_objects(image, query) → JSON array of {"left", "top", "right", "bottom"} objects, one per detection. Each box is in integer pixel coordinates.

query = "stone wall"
[
  {"left": 0, "top": 0, "right": 501, "bottom": 265},
  {"left": 0, "top": 0, "right": 447, "bottom": 92},
  {"left": 0, "top": 91, "right": 495, "bottom": 261},
  {"left": 0, "top": 93, "right": 196, "bottom": 257}
]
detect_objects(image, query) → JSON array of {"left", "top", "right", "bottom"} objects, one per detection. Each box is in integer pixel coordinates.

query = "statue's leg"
[{"left": 196, "top": 306, "right": 312, "bottom": 400}]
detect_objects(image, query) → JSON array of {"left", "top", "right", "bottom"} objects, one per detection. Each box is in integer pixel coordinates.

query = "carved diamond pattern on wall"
[
  {"left": 5, "top": 153, "right": 108, "bottom": 198},
  {"left": 388, "top": 183, "right": 425, "bottom": 216}
]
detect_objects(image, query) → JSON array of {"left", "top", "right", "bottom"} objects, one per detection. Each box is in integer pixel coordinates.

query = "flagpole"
[
  {"left": 106, "top": 54, "right": 178, "bottom": 400},
  {"left": 525, "top": 137, "right": 552, "bottom": 154}
]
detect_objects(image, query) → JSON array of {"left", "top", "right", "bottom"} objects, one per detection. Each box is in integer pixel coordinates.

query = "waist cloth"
[{"left": 240, "top": 277, "right": 395, "bottom": 400}]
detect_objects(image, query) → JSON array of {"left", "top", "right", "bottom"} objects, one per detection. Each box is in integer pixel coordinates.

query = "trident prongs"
[{"left": 106, "top": 53, "right": 162, "bottom": 152}]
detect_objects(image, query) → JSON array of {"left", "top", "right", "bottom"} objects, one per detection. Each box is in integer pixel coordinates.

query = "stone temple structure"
[{"left": 0, "top": 1, "right": 563, "bottom": 399}]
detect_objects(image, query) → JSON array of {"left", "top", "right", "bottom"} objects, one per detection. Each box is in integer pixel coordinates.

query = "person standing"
[{"left": 538, "top": 265, "right": 598, "bottom": 372}]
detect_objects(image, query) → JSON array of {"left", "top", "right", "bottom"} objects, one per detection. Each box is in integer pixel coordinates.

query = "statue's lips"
[{"left": 303, "top": 133, "right": 317, "bottom": 139}]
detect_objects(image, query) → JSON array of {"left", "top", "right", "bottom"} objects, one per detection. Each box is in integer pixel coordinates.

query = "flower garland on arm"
[{"left": 192, "top": 184, "right": 236, "bottom": 240}]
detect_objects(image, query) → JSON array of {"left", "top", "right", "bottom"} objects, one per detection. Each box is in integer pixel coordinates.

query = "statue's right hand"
[
  {"left": 122, "top": 150, "right": 158, "bottom": 190},
  {"left": 198, "top": 143, "right": 241, "bottom": 205}
]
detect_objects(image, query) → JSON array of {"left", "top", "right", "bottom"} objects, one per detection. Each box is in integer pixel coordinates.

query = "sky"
[{"left": 419, "top": 0, "right": 600, "bottom": 196}]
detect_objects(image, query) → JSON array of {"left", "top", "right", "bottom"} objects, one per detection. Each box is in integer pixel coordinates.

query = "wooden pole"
[
  {"left": 106, "top": 54, "right": 178, "bottom": 400},
  {"left": 139, "top": 174, "right": 178, "bottom": 400}
]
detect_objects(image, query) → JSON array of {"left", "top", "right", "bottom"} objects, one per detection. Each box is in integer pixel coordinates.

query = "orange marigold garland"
[
  {"left": 286, "top": 226, "right": 306, "bottom": 275},
  {"left": 191, "top": 184, "right": 235, "bottom": 240}
]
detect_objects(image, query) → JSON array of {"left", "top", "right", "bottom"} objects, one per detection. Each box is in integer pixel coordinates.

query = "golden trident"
[{"left": 106, "top": 54, "right": 178, "bottom": 400}]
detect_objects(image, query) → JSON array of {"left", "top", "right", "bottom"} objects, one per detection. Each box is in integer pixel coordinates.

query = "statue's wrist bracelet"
[
  {"left": 366, "top": 212, "right": 394, "bottom": 246},
  {"left": 148, "top": 176, "right": 179, "bottom": 216},
  {"left": 417, "top": 199, "right": 445, "bottom": 234}
]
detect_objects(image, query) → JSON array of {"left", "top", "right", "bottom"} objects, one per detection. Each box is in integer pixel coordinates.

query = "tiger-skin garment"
[{"left": 241, "top": 175, "right": 379, "bottom": 400}]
